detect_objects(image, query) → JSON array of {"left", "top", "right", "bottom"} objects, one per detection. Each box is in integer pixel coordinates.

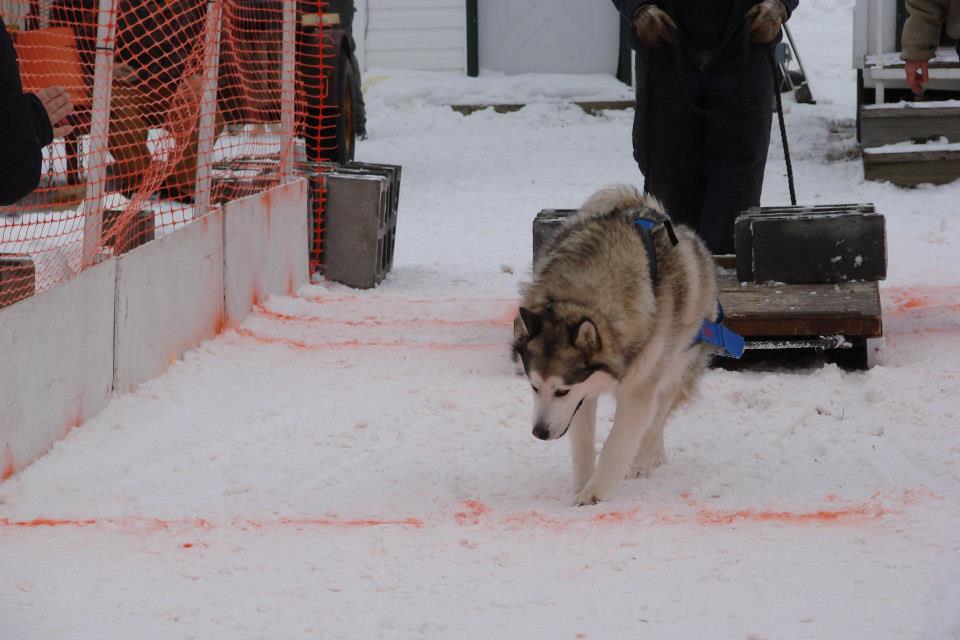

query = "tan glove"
[
  {"left": 746, "top": 0, "right": 788, "bottom": 44},
  {"left": 632, "top": 5, "right": 678, "bottom": 48}
]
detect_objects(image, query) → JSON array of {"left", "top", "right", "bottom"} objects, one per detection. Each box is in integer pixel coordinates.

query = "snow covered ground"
[{"left": 2, "top": 1, "right": 959, "bottom": 638}]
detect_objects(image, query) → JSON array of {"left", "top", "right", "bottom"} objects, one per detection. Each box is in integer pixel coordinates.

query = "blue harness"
[{"left": 634, "top": 217, "right": 745, "bottom": 359}]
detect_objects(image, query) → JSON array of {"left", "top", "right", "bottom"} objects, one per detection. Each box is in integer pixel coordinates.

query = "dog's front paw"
[
  {"left": 572, "top": 485, "right": 604, "bottom": 507},
  {"left": 627, "top": 450, "right": 665, "bottom": 479}
]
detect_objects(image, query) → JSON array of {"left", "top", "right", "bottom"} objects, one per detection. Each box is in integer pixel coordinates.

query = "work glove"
[
  {"left": 746, "top": 0, "right": 788, "bottom": 44},
  {"left": 632, "top": 5, "right": 678, "bottom": 48},
  {"left": 904, "top": 60, "right": 929, "bottom": 96}
]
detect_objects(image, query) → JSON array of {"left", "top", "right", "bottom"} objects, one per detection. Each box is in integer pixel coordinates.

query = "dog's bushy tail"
[{"left": 578, "top": 184, "right": 668, "bottom": 222}]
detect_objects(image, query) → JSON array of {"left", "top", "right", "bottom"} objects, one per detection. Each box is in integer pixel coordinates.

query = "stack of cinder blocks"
[
  {"left": 321, "top": 161, "right": 402, "bottom": 289},
  {"left": 734, "top": 204, "right": 887, "bottom": 284}
]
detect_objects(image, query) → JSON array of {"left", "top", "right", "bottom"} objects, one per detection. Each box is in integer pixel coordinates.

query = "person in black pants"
[
  {"left": 611, "top": 0, "right": 798, "bottom": 254},
  {"left": 0, "top": 17, "right": 74, "bottom": 206}
]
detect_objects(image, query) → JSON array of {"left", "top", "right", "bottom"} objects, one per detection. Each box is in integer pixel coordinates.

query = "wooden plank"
[
  {"left": 863, "top": 149, "right": 960, "bottom": 186},
  {"left": 860, "top": 105, "right": 960, "bottom": 147},
  {"left": 451, "top": 100, "right": 634, "bottom": 116},
  {"left": 575, "top": 100, "right": 635, "bottom": 114},
  {"left": 451, "top": 103, "right": 525, "bottom": 115},
  {"left": 717, "top": 273, "right": 882, "bottom": 338}
]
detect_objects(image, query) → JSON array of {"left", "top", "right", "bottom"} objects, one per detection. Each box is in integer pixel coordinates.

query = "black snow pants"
[{"left": 633, "top": 44, "right": 774, "bottom": 254}]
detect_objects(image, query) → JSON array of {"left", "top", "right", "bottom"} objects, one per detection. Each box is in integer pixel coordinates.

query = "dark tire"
[
  {"left": 317, "top": 51, "right": 356, "bottom": 164},
  {"left": 300, "top": 28, "right": 325, "bottom": 162},
  {"left": 335, "top": 53, "right": 357, "bottom": 162}
]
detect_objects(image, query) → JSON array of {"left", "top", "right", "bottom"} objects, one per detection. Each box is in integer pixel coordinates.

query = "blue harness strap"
[
  {"left": 633, "top": 218, "right": 661, "bottom": 286},
  {"left": 695, "top": 301, "right": 745, "bottom": 359},
  {"left": 633, "top": 217, "right": 744, "bottom": 359}
]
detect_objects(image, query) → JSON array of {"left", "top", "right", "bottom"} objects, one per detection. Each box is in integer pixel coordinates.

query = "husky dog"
[{"left": 512, "top": 185, "right": 718, "bottom": 506}]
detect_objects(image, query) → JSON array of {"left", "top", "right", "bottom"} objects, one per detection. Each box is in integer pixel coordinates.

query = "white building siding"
[
  {"left": 360, "top": 0, "right": 467, "bottom": 73},
  {"left": 478, "top": 0, "right": 620, "bottom": 75},
  {"left": 852, "top": 0, "right": 899, "bottom": 68}
]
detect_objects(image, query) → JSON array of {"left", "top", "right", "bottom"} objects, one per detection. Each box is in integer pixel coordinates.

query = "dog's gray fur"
[{"left": 512, "top": 184, "right": 718, "bottom": 506}]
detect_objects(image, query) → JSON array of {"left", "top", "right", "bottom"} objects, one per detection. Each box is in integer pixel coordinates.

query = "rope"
[{"left": 767, "top": 46, "right": 797, "bottom": 206}]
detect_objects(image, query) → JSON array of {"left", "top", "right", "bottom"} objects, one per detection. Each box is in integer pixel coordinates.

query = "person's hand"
[
  {"left": 33, "top": 85, "right": 74, "bottom": 138},
  {"left": 632, "top": 5, "right": 678, "bottom": 48},
  {"left": 905, "top": 60, "right": 929, "bottom": 95},
  {"left": 746, "top": 0, "right": 788, "bottom": 44}
]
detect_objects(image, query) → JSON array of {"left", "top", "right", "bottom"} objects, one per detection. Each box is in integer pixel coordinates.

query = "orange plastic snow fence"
[{"left": 0, "top": 0, "right": 335, "bottom": 309}]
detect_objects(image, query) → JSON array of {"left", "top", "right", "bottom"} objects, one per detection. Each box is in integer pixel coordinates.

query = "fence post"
[
  {"left": 193, "top": 0, "right": 224, "bottom": 217},
  {"left": 279, "top": 0, "right": 297, "bottom": 181},
  {"left": 80, "top": 0, "right": 118, "bottom": 267}
]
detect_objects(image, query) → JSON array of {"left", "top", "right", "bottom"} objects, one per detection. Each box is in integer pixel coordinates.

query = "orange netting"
[{"left": 0, "top": 0, "right": 337, "bottom": 308}]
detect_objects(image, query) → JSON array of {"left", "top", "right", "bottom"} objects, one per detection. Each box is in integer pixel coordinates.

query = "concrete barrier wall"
[
  {"left": 224, "top": 179, "right": 309, "bottom": 326},
  {"left": 114, "top": 210, "right": 225, "bottom": 395},
  {"left": 0, "top": 259, "right": 117, "bottom": 479},
  {"left": 0, "top": 180, "right": 309, "bottom": 479}
]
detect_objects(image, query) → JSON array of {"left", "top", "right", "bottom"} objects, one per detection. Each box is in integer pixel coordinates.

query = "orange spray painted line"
[{"left": 232, "top": 327, "right": 501, "bottom": 351}]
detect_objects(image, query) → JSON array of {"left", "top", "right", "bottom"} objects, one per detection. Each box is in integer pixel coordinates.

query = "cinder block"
[
  {"left": 101, "top": 208, "right": 155, "bottom": 254},
  {"left": 735, "top": 204, "right": 886, "bottom": 284},
  {"left": 532, "top": 209, "right": 576, "bottom": 264},
  {"left": 0, "top": 254, "right": 36, "bottom": 308},
  {"left": 343, "top": 162, "right": 402, "bottom": 273},
  {"left": 345, "top": 161, "right": 402, "bottom": 219},
  {"left": 323, "top": 172, "right": 392, "bottom": 289},
  {"left": 295, "top": 161, "right": 336, "bottom": 269},
  {"left": 734, "top": 204, "right": 875, "bottom": 280}
]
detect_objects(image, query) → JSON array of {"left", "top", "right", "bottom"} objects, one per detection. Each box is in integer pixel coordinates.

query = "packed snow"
[{"left": 2, "top": 1, "right": 959, "bottom": 638}]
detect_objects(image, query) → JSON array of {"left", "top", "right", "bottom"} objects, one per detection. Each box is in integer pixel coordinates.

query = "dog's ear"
[
  {"left": 571, "top": 317, "right": 601, "bottom": 351},
  {"left": 518, "top": 307, "right": 542, "bottom": 337}
]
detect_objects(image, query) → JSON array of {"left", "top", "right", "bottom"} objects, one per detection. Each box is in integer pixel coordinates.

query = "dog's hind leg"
[
  {"left": 627, "top": 398, "right": 674, "bottom": 479},
  {"left": 573, "top": 389, "right": 659, "bottom": 506},
  {"left": 570, "top": 398, "right": 598, "bottom": 492}
]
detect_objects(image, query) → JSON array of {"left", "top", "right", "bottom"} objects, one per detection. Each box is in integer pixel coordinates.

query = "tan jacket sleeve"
[{"left": 901, "top": 0, "right": 949, "bottom": 61}]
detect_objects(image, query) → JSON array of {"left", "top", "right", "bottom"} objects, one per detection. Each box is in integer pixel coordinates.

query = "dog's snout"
[{"left": 532, "top": 422, "right": 551, "bottom": 440}]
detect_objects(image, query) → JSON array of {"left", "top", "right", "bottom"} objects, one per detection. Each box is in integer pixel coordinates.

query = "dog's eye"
[
  {"left": 554, "top": 388, "right": 570, "bottom": 397},
  {"left": 531, "top": 385, "right": 540, "bottom": 394}
]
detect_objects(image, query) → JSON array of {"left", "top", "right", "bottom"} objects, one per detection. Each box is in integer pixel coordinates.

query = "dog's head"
[{"left": 512, "top": 305, "right": 619, "bottom": 440}]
